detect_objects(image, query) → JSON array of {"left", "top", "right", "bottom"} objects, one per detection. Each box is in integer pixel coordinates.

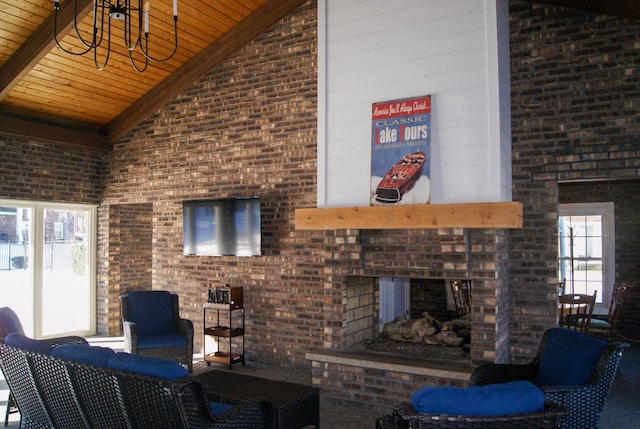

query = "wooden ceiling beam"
[
  {"left": 107, "top": 0, "right": 308, "bottom": 142},
  {"left": 0, "top": 114, "right": 110, "bottom": 151},
  {"left": 0, "top": 0, "right": 103, "bottom": 150},
  {"left": 0, "top": 0, "right": 93, "bottom": 100},
  {"left": 530, "top": 0, "right": 640, "bottom": 20}
]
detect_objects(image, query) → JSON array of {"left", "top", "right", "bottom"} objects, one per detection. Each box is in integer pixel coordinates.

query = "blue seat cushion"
[
  {"left": 52, "top": 344, "right": 115, "bottom": 367},
  {"left": 534, "top": 328, "right": 607, "bottom": 386},
  {"left": 588, "top": 318, "right": 611, "bottom": 330},
  {"left": 109, "top": 352, "right": 188, "bottom": 380},
  {"left": 125, "top": 291, "right": 176, "bottom": 336},
  {"left": 209, "top": 402, "right": 233, "bottom": 415},
  {"left": 137, "top": 334, "right": 188, "bottom": 349},
  {"left": 411, "top": 381, "right": 544, "bottom": 416},
  {"left": 4, "top": 333, "right": 52, "bottom": 354}
]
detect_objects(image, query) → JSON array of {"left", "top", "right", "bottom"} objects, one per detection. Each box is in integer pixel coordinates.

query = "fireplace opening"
[{"left": 345, "top": 276, "right": 471, "bottom": 362}]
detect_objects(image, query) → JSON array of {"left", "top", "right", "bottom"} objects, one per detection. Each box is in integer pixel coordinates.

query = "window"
[{"left": 558, "top": 203, "right": 614, "bottom": 314}]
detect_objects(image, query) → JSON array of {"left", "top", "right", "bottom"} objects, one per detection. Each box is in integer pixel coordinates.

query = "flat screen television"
[{"left": 183, "top": 197, "right": 261, "bottom": 256}]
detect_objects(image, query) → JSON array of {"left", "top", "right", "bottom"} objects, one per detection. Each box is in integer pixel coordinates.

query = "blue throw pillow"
[
  {"left": 411, "top": 381, "right": 544, "bottom": 416},
  {"left": 534, "top": 328, "right": 607, "bottom": 386},
  {"left": 4, "top": 333, "right": 52, "bottom": 355},
  {"left": 125, "top": 291, "right": 176, "bottom": 336},
  {"left": 52, "top": 344, "right": 115, "bottom": 367},
  {"left": 209, "top": 402, "right": 233, "bottom": 415},
  {"left": 109, "top": 352, "right": 188, "bottom": 380}
]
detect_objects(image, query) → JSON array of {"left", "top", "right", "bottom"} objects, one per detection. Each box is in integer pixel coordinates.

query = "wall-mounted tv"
[{"left": 183, "top": 197, "right": 261, "bottom": 256}]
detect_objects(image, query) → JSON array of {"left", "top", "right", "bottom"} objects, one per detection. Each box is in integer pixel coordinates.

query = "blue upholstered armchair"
[
  {"left": 120, "top": 291, "right": 194, "bottom": 372},
  {"left": 469, "top": 328, "right": 628, "bottom": 429}
]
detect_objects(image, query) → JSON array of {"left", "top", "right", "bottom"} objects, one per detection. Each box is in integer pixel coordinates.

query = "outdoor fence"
[
  {"left": 0, "top": 241, "right": 85, "bottom": 273},
  {"left": 0, "top": 242, "right": 28, "bottom": 270}
]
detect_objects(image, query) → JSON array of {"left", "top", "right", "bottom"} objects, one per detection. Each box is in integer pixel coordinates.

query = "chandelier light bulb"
[{"left": 144, "top": 1, "right": 150, "bottom": 35}]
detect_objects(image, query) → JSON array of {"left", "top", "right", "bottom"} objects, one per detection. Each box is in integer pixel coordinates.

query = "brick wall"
[
  {"left": 99, "top": 203, "right": 154, "bottom": 334},
  {"left": 310, "top": 360, "right": 469, "bottom": 409},
  {"left": 0, "top": 138, "right": 104, "bottom": 204},
  {"left": 509, "top": 1, "right": 640, "bottom": 360},
  {"left": 411, "top": 279, "right": 450, "bottom": 322},
  {"left": 345, "top": 277, "right": 377, "bottom": 346},
  {"left": 98, "top": 1, "right": 320, "bottom": 365}
]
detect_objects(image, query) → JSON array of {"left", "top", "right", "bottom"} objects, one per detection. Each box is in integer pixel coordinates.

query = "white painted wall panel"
[{"left": 319, "top": 0, "right": 511, "bottom": 207}]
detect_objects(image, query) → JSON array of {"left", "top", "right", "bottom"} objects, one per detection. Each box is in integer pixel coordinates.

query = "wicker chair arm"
[
  {"left": 122, "top": 320, "right": 138, "bottom": 353},
  {"left": 540, "top": 384, "right": 591, "bottom": 395},
  {"left": 468, "top": 363, "right": 538, "bottom": 386},
  {"left": 377, "top": 402, "right": 566, "bottom": 429},
  {"left": 540, "top": 384, "right": 598, "bottom": 423},
  {"left": 41, "top": 336, "right": 88, "bottom": 348},
  {"left": 176, "top": 318, "right": 194, "bottom": 338}
]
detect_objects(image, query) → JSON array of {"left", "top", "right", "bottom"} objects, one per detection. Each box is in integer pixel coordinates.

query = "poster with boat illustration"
[{"left": 371, "top": 94, "right": 431, "bottom": 205}]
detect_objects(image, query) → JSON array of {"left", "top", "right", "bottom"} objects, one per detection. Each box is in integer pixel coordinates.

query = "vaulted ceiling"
[
  {"left": 0, "top": 0, "right": 306, "bottom": 150},
  {"left": 0, "top": 0, "right": 638, "bottom": 151}
]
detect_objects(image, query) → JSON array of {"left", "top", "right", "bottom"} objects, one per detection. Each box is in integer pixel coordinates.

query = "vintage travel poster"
[{"left": 370, "top": 94, "right": 431, "bottom": 205}]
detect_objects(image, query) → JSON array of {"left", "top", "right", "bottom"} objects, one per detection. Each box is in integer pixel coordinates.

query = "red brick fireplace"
[{"left": 306, "top": 226, "right": 512, "bottom": 408}]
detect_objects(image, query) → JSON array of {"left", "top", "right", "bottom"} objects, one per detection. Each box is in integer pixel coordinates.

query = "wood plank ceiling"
[
  {"left": 0, "top": 0, "right": 638, "bottom": 151},
  {"left": 0, "top": 0, "right": 306, "bottom": 150}
]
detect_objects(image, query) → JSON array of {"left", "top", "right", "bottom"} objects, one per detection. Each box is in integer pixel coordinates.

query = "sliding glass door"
[
  {"left": 40, "top": 207, "right": 95, "bottom": 336},
  {"left": 0, "top": 200, "right": 96, "bottom": 338},
  {"left": 0, "top": 204, "right": 34, "bottom": 334}
]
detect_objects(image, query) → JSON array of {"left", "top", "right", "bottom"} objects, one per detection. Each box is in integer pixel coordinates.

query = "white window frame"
[
  {"left": 559, "top": 202, "right": 615, "bottom": 315},
  {"left": 0, "top": 199, "right": 97, "bottom": 338}
]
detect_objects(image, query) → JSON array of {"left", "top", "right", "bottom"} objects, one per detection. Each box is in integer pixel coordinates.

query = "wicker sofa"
[{"left": 0, "top": 335, "right": 272, "bottom": 429}]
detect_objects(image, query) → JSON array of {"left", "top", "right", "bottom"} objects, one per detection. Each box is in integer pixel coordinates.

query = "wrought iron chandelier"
[{"left": 53, "top": 0, "right": 178, "bottom": 72}]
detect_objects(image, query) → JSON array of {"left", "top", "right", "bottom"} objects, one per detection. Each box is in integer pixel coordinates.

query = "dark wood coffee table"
[{"left": 195, "top": 370, "right": 320, "bottom": 429}]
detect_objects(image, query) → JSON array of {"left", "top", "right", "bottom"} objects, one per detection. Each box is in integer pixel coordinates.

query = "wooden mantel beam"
[{"left": 295, "top": 202, "right": 524, "bottom": 230}]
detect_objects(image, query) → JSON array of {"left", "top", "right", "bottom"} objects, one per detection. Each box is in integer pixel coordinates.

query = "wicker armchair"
[
  {"left": 469, "top": 328, "right": 629, "bottom": 429},
  {"left": 121, "top": 290, "right": 194, "bottom": 372}
]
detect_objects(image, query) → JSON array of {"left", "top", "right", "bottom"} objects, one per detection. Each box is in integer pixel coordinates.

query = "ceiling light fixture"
[{"left": 53, "top": 0, "right": 178, "bottom": 72}]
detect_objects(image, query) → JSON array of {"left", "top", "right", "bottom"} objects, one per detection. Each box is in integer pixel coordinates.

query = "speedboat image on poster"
[
  {"left": 370, "top": 95, "right": 431, "bottom": 205},
  {"left": 374, "top": 151, "right": 426, "bottom": 203}
]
